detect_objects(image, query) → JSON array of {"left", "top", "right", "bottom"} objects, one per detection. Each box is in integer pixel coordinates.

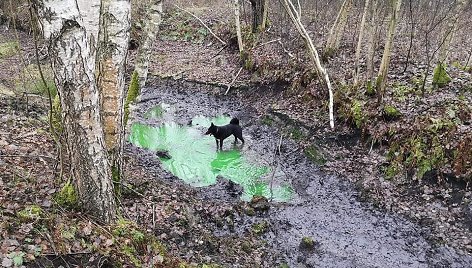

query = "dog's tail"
[{"left": 230, "top": 118, "right": 239, "bottom": 125}]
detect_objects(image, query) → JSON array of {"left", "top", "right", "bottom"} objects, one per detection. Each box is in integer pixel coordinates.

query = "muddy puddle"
[{"left": 127, "top": 79, "right": 472, "bottom": 268}]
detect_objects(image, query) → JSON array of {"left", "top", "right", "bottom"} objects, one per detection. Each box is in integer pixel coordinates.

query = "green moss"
[
  {"left": 121, "top": 245, "right": 142, "bottom": 267},
  {"left": 365, "top": 80, "right": 376, "bottom": 96},
  {"left": 351, "top": 100, "right": 365, "bottom": 129},
  {"left": 279, "top": 264, "right": 290, "bottom": 268},
  {"left": 241, "top": 50, "right": 255, "bottom": 71},
  {"left": 17, "top": 205, "right": 42, "bottom": 222},
  {"left": 304, "top": 145, "right": 327, "bottom": 165},
  {"left": 54, "top": 182, "right": 78, "bottom": 208},
  {"left": 289, "top": 127, "right": 304, "bottom": 140},
  {"left": 261, "top": 115, "right": 274, "bottom": 126},
  {"left": 300, "top": 236, "right": 315, "bottom": 249},
  {"left": 251, "top": 220, "right": 269, "bottom": 235},
  {"left": 124, "top": 70, "right": 140, "bottom": 126},
  {"left": 384, "top": 162, "right": 401, "bottom": 179},
  {"left": 0, "top": 41, "right": 19, "bottom": 59},
  {"left": 432, "top": 63, "right": 451, "bottom": 87},
  {"left": 383, "top": 105, "right": 401, "bottom": 119},
  {"left": 15, "top": 64, "right": 56, "bottom": 96}
]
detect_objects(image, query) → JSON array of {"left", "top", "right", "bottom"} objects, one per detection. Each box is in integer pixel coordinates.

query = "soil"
[{"left": 1, "top": 2, "right": 472, "bottom": 267}]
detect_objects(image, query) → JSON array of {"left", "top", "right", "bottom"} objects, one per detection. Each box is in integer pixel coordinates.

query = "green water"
[{"left": 129, "top": 110, "right": 292, "bottom": 201}]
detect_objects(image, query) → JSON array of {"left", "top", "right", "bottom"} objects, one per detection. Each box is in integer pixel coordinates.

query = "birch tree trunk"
[
  {"left": 37, "top": 0, "right": 117, "bottom": 223},
  {"left": 234, "top": 0, "right": 244, "bottom": 53},
  {"left": 325, "top": 0, "right": 353, "bottom": 54},
  {"left": 280, "top": 0, "right": 335, "bottom": 129},
  {"left": 376, "top": 0, "right": 402, "bottom": 103},
  {"left": 134, "top": 0, "right": 163, "bottom": 89},
  {"left": 366, "top": 0, "right": 379, "bottom": 81},
  {"left": 97, "top": 0, "right": 131, "bottom": 178},
  {"left": 354, "top": 0, "right": 371, "bottom": 85}
]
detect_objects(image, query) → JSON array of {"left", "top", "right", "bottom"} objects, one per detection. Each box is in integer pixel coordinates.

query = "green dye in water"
[{"left": 129, "top": 113, "right": 293, "bottom": 201}]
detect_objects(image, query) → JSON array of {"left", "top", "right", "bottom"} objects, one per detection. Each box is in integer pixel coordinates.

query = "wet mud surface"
[{"left": 127, "top": 79, "right": 472, "bottom": 267}]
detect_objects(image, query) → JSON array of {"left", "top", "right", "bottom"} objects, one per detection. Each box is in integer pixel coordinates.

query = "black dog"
[{"left": 205, "top": 118, "right": 244, "bottom": 150}]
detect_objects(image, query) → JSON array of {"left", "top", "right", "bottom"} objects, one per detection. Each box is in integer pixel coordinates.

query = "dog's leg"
[
  {"left": 233, "top": 134, "right": 238, "bottom": 144},
  {"left": 219, "top": 139, "right": 223, "bottom": 150},
  {"left": 215, "top": 139, "right": 219, "bottom": 150}
]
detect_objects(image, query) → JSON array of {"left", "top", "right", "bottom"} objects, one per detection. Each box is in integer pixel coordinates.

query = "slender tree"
[
  {"left": 354, "top": 0, "right": 371, "bottom": 85},
  {"left": 234, "top": 0, "right": 244, "bottom": 52},
  {"left": 280, "top": 0, "right": 335, "bottom": 129},
  {"left": 325, "top": 0, "right": 353, "bottom": 54},
  {"left": 135, "top": 0, "right": 163, "bottom": 89},
  {"left": 376, "top": 0, "right": 402, "bottom": 103}
]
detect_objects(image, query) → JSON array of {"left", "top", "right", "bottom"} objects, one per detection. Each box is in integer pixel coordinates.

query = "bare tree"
[
  {"left": 135, "top": 0, "right": 163, "bottom": 89},
  {"left": 249, "top": 0, "right": 268, "bottom": 32},
  {"left": 437, "top": 0, "right": 469, "bottom": 64},
  {"left": 36, "top": 0, "right": 131, "bottom": 223},
  {"left": 325, "top": 0, "right": 353, "bottom": 54},
  {"left": 280, "top": 0, "right": 335, "bottom": 129},
  {"left": 234, "top": 0, "right": 244, "bottom": 52},
  {"left": 354, "top": 0, "right": 371, "bottom": 85},
  {"left": 366, "top": 0, "right": 380, "bottom": 82},
  {"left": 376, "top": 0, "right": 402, "bottom": 103}
]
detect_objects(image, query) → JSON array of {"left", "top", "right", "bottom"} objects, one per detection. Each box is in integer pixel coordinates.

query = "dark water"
[{"left": 128, "top": 79, "right": 472, "bottom": 268}]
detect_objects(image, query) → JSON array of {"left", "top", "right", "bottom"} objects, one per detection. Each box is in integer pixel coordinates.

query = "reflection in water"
[{"left": 129, "top": 114, "right": 292, "bottom": 201}]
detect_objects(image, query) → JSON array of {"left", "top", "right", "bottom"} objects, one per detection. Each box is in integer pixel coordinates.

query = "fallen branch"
[
  {"left": 172, "top": 4, "right": 227, "bottom": 46},
  {"left": 252, "top": 38, "right": 281, "bottom": 50},
  {"left": 225, "top": 67, "right": 244, "bottom": 95}
]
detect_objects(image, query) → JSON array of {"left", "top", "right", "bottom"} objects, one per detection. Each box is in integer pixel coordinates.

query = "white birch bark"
[
  {"left": 376, "top": 0, "right": 402, "bottom": 102},
  {"left": 234, "top": 0, "right": 244, "bottom": 53},
  {"left": 38, "top": 0, "right": 116, "bottom": 223},
  {"left": 135, "top": 0, "right": 163, "bottom": 89},
  {"left": 354, "top": 0, "right": 371, "bottom": 85},
  {"left": 281, "top": 0, "right": 335, "bottom": 129},
  {"left": 97, "top": 0, "right": 131, "bottom": 171},
  {"left": 366, "top": 0, "right": 379, "bottom": 81},
  {"left": 326, "top": 0, "right": 353, "bottom": 53}
]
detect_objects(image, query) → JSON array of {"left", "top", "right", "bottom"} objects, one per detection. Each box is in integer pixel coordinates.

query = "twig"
[
  {"left": 172, "top": 4, "right": 226, "bottom": 45},
  {"left": 251, "top": 38, "right": 281, "bottom": 50},
  {"left": 277, "top": 39, "right": 295, "bottom": 58},
  {"left": 224, "top": 67, "right": 243, "bottom": 95},
  {"left": 212, "top": 44, "right": 228, "bottom": 58}
]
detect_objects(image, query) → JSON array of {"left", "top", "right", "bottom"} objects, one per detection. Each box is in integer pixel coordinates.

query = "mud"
[{"left": 127, "top": 78, "right": 472, "bottom": 267}]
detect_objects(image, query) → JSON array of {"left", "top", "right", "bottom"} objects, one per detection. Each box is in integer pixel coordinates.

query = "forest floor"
[{"left": 1, "top": 3, "right": 472, "bottom": 268}]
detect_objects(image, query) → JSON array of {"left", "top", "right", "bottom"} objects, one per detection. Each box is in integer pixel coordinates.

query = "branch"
[
  {"left": 225, "top": 67, "right": 243, "bottom": 95},
  {"left": 172, "top": 4, "right": 227, "bottom": 46}
]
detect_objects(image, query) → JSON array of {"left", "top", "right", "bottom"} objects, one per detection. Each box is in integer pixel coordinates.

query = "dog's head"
[{"left": 205, "top": 123, "right": 217, "bottom": 136}]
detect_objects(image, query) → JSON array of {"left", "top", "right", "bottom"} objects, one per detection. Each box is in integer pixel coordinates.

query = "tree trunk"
[
  {"left": 262, "top": 0, "right": 269, "bottom": 28},
  {"left": 325, "top": 0, "right": 353, "bottom": 54},
  {"left": 376, "top": 0, "right": 402, "bottom": 103},
  {"left": 234, "top": 0, "right": 244, "bottom": 53},
  {"left": 366, "top": 0, "right": 379, "bottom": 81},
  {"left": 37, "top": 0, "right": 118, "bottom": 223},
  {"left": 250, "top": 0, "right": 267, "bottom": 32},
  {"left": 97, "top": 0, "right": 131, "bottom": 179},
  {"left": 135, "top": 0, "right": 163, "bottom": 89},
  {"left": 280, "top": 0, "right": 335, "bottom": 129},
  {"left": 354, "top": 0, "right": 371, "bottom": 85}
]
